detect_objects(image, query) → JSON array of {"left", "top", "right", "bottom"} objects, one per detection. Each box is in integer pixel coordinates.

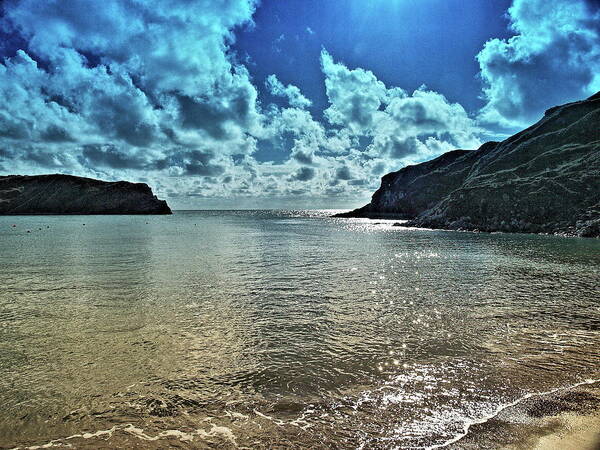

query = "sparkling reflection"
[{"left": 0, "top": 211, "right": 599, "bottom": 448}]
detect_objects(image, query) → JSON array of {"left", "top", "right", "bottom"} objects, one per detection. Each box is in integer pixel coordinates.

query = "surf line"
[
  {"left": 427, "top": 378, "right": 600, "bottom": 449},
  {"left": 19, "top": 422, "right": 238, "bottom": 449}
]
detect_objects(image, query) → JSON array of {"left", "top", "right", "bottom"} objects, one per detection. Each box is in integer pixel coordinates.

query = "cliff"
[
  {"left": 0, "top": 174, "right": 172, "bottom": 215},
  {"left": 337, "top": 93, "right": 600, "bottom": 237}
]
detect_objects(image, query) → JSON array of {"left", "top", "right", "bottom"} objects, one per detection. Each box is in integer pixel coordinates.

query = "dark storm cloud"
[
  {"left": 0, "top": 111, "right": 30, "bottom": 140},
  {"left": 370, "top": 161, "right": 387, "bottom": 175},
  {"left": 23, "top": 148, "right": 75, "bottom": 168},
  {"left": 184, "top": 161, "right": 226, "bottom": 177},
  {"left": 184, "top": 165, "right": 221, "bottom": 176},
  {"left": 289, "top": 166, "right": 315, "bottom": 181},
  {"left": 177, "top": 90, "right": 256, "bottom": 140},
  {"left": 164, "top": 149, "right": 227, "bottom": 177},
  {"left": 385, "top": 137, "right": 425, "bottom": 160},
  {"left": 0, "top": 147, "right": 13, "bottom": 158},
  {"left": 348, "top": 179, "right": 367, "bottom": 186},
  {"left": 79, "top": 144, "right": 150, "bottom": 169},
  {"left": 292, "top": 150, "right": 314, "bottom": 165},
  {"left": 335, "top": 166, "right": 353, "bottom": 180},
  {"left": 40, "top": 125, "right": 75, "bottom": 143}
]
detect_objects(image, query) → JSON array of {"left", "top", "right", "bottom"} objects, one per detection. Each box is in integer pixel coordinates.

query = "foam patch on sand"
[
  {"left": 19, "top": 421, "right": 238, "bottom": 449},
  {"left": 123, "top": 423, "right": 237, "bottom": 444}
]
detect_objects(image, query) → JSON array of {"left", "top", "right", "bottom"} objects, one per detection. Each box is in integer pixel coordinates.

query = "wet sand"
[
  {"left": 530, "top": 412, "right": 600, "bottom": 450},
  {"left": 452, "top": 382, "right": 600, "bottom": 449}
]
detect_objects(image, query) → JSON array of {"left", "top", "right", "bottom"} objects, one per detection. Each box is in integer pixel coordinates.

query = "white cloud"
[
  {"left": 320, "top": 51, "right": 481, "bottom": 162},
  {"left": 0, "top": 0, "right": 263, "bottom": 188},
  {"left": 477, "top": 0, "right": 600, "bottom": 128},
  {"left": 266, "top": 74, "right": 312, "bottom": 109},
  {"left": 321, "top": 50, "right": 392, "bottom": 134},
  {"left": 4, "top": 0, "right": 594, "bottom": 207}
]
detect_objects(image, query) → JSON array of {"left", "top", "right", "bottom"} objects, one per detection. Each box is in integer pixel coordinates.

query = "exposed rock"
[
  {"left": 334, "top": 148, "right": 489, "bottom": 219},
  {"left": 0, "top": 174, "right": 172, "bottom": 215},
  {"left": 337, "top": 93, "right": 600, "bottom": 237}
]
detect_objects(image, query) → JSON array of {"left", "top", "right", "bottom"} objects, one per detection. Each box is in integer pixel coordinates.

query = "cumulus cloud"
[
  {"left": 178, "top": 150, "right": 227, "bottom": 177},
  {"left": 0, "top": 0, "right": 259, "bottom": 180},
  {"left": 2, "top": 0, "right": 257, "bottom": 96},
  {"left": 321, "top": 50, "right": 392, "bottom": 134},
  {"left": 289, "top": 166, "right": 316, "bottom": 181},
  {"left": 79, "top": 144, "right": 153, "bottom": 170},
  {"left": 4, "top": 0, "right": 593, "bottom": 207},
  {"left": 266, "top": 74, "right": 312, "bottom": 109},
  {"left": 320, "top": 50, "right": 481, "bottom": 163},
  {"left": 0, "top": 12, "right": 481, "bottom": 205},
  {"left": 335, "top": 166, "right": 354, "bottom": 181},
  {"left": 477, "top": 0, "right": 600, "bottom": 128}
]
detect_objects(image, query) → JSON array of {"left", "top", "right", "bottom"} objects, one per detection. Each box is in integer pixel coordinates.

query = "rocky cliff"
[
  {"left": 0, "top": 174, "right": 172, "bottom": 214},
  {"left": 337, "top": 93, "right": 600, "bottom": 237}
]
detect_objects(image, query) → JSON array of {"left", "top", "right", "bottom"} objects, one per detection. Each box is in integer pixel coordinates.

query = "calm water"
[{"left": 0, "top": 210, "right": 599, "bottom": 449}]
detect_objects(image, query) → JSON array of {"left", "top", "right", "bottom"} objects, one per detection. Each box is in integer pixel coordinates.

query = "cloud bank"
[{"left": 0, "top": 0, "right": 597, "bottom": 207}]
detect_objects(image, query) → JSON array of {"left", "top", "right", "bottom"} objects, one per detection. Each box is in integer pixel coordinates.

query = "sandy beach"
[
  {"left": 452, "top": 382, "right": 600, "bottom": 449},
  {"left": 529, "top": 412, "right": 600, "bottom": 450}
]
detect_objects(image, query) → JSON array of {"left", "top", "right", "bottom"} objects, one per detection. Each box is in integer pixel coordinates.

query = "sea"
[{"left": 0, "top": 210, "right": 599, "bottom": 448}]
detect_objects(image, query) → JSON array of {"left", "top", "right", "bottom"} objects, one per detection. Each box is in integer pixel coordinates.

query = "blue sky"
[
  {"left": 235, "top": 0, "right": 513, "bottom": 114},
  {"left": 0, "top": 0, "right": 598, "bottom": 209}
]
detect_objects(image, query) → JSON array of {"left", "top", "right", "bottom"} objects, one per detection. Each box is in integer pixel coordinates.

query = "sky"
[{"left": 0, "top": 0, "right": 599, "bottom": 209}]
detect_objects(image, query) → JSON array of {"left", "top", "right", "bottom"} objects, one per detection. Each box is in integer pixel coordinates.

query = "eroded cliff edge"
[
  {"left": 0, "top": 174, "right": 172, "bottom": 214},
  {"left": 337, "top": 93, "right": 600, "bottom": 237}
]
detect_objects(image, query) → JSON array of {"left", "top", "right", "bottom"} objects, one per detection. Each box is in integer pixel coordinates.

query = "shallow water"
[{"left": 0, "top": 210, "right": 599, "bottom": 448}]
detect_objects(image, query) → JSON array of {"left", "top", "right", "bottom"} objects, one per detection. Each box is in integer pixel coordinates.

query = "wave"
[
  {"left": 18, "top": 378, "right": 600, "bottom": 449},
  {"left": 426, "top": 378, "right": 600, "bottom": 449},
  {"left": 20, "top": 422, "right": 238, "bottom": 449}
]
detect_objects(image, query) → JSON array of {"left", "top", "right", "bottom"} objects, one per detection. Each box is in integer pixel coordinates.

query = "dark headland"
[
  {"left": 0, "top": 174, "right": 171, "bottom": 215},
  {"left": 336, "top": 92, "right": 600, "bottom": 238}
]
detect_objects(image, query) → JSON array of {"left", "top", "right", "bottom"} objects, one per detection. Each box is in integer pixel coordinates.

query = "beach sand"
[
  {"left": 529, "top": 412, "right": 600, "bottom": 450},
  {"left": 450, "top": 382, "right": 600, "bottom": 449}
]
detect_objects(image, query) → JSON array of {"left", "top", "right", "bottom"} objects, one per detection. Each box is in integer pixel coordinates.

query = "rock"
[
  {"left": 0, "top": 174, "right": 172, "bottom": 215},
  {"left": 337, "top": 92, "right": 600, "bottom": 237},
  {"left": 334, "top": 148, "right": 483, "bottom": 219}
]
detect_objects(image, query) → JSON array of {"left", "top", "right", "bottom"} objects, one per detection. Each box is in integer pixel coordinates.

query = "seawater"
[{"left": 0, "top": 210, "right": 599, "bottom": 448}]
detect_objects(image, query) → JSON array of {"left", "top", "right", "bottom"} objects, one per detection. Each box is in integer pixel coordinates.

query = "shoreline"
[
  {"left": 333, "top": 213, "right": 600, "bottom": 239},
  {"left": 15, "top": 380, "right": 600, "bottom": 449},
  {"left": 449, "top": 380, "right": 600, "bottom": 449}
]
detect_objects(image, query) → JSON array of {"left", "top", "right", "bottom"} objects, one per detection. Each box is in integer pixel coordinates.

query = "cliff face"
[
  {"left": 0, "top": 174, "right": 172, "bottom": 215},
  {"left": 338, "top": 93, "right": 600, "bottom": 237}
]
